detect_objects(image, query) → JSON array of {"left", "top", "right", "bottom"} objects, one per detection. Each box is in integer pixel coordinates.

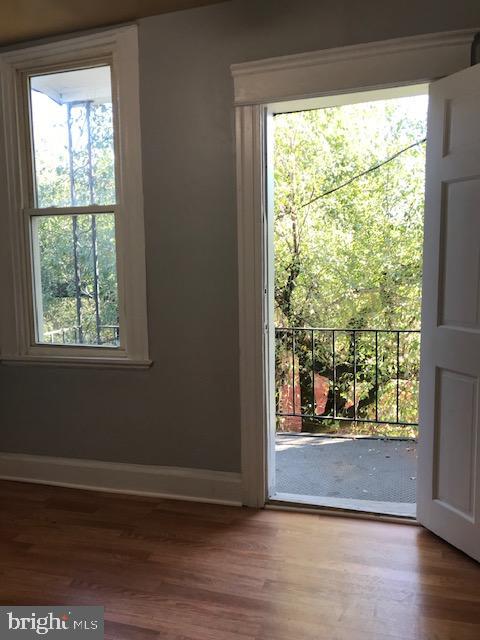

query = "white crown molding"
[
  {"left": 231, "top": 29, "right": 476, "bottom": 77},
  {"left": 0, "top": 453, "right": 242, "bottom": 506},
  {"left": 0, "top": 25, "right": 135, "bottom": 66},
  {"left": 231, "top": 28, "right": 479, "bottom": 105}
]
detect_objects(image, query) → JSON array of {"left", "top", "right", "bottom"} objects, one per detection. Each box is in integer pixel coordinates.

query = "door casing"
[{"left": 231, "top": 28, "right": 479, "bottom": 508}]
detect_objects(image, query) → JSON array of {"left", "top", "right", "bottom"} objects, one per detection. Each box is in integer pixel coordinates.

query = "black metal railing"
[
  {"left": 275, "top": 327, "right": 420, "bottom": 427},
  {"left": 44, "top": 324, "right": 120, "bottom": 346}
]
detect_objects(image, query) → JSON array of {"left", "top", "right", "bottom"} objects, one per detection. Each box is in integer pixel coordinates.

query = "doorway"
[
  {"left": 234, "top": 30, "right": 480, "bottom": 561},
  {"left": 267, "top": 85, "right": 429, "bottom": 517}
]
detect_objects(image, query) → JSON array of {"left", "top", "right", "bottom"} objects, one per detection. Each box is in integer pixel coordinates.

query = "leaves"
[
  {"left": 32, "top": 95, "right": 118, "bottom": 345},
  {"left": 274, "top": 96, "right": 427, "bottom": 433}
]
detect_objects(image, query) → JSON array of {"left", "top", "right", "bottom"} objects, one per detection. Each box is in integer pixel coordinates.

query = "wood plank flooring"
[{"left": 0, "top": 480, "right": 479, "bottom": 639}]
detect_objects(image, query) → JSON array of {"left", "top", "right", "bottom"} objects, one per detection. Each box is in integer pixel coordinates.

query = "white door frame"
[{"left": 231, "top": 28, "right": 478, "bottom": 507}]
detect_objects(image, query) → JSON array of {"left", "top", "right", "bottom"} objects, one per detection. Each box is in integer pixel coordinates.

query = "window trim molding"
[
  {"left": 0, "top": 25, "right": 151, "bottom": 368},
  {"left": 232, "top": 28, "right": 479, "bottom": 507}
]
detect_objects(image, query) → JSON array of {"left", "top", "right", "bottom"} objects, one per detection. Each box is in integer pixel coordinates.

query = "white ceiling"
[{"left": 31, "top": 66, "right": 112, "bottom": 105}]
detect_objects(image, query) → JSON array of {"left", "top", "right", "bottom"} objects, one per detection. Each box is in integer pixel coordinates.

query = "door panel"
[
  {"left": 445, "top": 91, "right": 480, "bottom": 155},
  {"left": 435, "top": 368, "right": 476, "bottom": 519},
  {"left": 418, "top": 64, "right": 480, "bottom": 562},
  {"left": 440, "top": 180, "right": 480, "bottom": 329}
]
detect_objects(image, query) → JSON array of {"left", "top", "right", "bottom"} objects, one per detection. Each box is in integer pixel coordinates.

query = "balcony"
[
  {"left": 274, "top": 327, "right": 419, "bottom": 516},
  {"left": 43, "top": 324, "right": 120, "bottom": 346}
]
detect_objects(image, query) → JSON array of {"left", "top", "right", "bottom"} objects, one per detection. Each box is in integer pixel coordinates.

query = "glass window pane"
[
  {"left": 32, "top": 213, "right": 119, "bottom": 347},
  {"left": 30, "top": 66, "right": 115, "bottom": 208}
]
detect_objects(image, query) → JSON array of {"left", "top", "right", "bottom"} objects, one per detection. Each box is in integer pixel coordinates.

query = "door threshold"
[{"left": 268, "top": 492, "right": 418, "bottom": 524}]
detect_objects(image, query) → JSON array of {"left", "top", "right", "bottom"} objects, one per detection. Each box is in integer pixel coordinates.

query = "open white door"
[{"left": 418, "top": 64, "right": 480, "bottom": 562}]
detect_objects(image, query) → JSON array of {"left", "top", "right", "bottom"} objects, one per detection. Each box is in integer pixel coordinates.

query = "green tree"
[
  {"left": 274, "top": 96, "right": 427, "bottom": 435},
  {"left": 34, "top": 97, "right": 118, "bottom": 346}
]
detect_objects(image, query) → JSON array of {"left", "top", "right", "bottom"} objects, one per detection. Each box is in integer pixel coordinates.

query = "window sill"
[{"left": 0, "top": 354, "right": 152, "bottom": 369}]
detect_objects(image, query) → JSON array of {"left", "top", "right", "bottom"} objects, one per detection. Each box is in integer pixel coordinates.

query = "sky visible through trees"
[{"left": 273, "top": 93, "right": 428, "bottom": 436}]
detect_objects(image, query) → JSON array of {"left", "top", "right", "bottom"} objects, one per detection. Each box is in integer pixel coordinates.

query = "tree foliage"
[
  {"left": 32, "top": 92, "right": 118, "bottom": 346},
  {"left": 274, "top": 96, "right": 427, "bottom": 435}
]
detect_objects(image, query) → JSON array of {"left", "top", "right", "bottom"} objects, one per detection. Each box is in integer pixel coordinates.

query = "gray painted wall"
[{"left": 1, "top": 0, "right": 480, "bottom": 472}]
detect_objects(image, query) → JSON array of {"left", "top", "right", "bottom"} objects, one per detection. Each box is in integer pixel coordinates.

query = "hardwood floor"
[{"left": 0, "top": 480, "right": 479, "bottom": 639}]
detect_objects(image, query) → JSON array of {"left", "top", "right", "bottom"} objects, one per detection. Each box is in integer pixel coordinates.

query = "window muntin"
[{"left": 27, "top": 64, "right": 120, "bottom": 347}]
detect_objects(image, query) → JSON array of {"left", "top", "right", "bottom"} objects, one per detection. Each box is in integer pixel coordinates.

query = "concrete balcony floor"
[{"left": 274, "top": 433, "right": 417, "bottom": 517}]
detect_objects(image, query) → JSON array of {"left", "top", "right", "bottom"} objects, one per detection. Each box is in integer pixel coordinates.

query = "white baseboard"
[{"left": 0, "top": 452, "right": 242, "bottom": 506}]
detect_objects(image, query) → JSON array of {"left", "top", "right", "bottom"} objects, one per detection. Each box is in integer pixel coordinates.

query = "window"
[
  {"left": 0, "top": 27, "right": 150, "bottom": 367},
  {"left": 30, "top": 66, "right": 119, "bottom": 347}
]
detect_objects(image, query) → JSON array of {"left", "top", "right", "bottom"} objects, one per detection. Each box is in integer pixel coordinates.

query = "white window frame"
[
  {"left": 231, "top": 28, "right": 478, "bottom": 507},
  {"left": 0, "top": 26, "right": 150, "bottom": 368}
]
